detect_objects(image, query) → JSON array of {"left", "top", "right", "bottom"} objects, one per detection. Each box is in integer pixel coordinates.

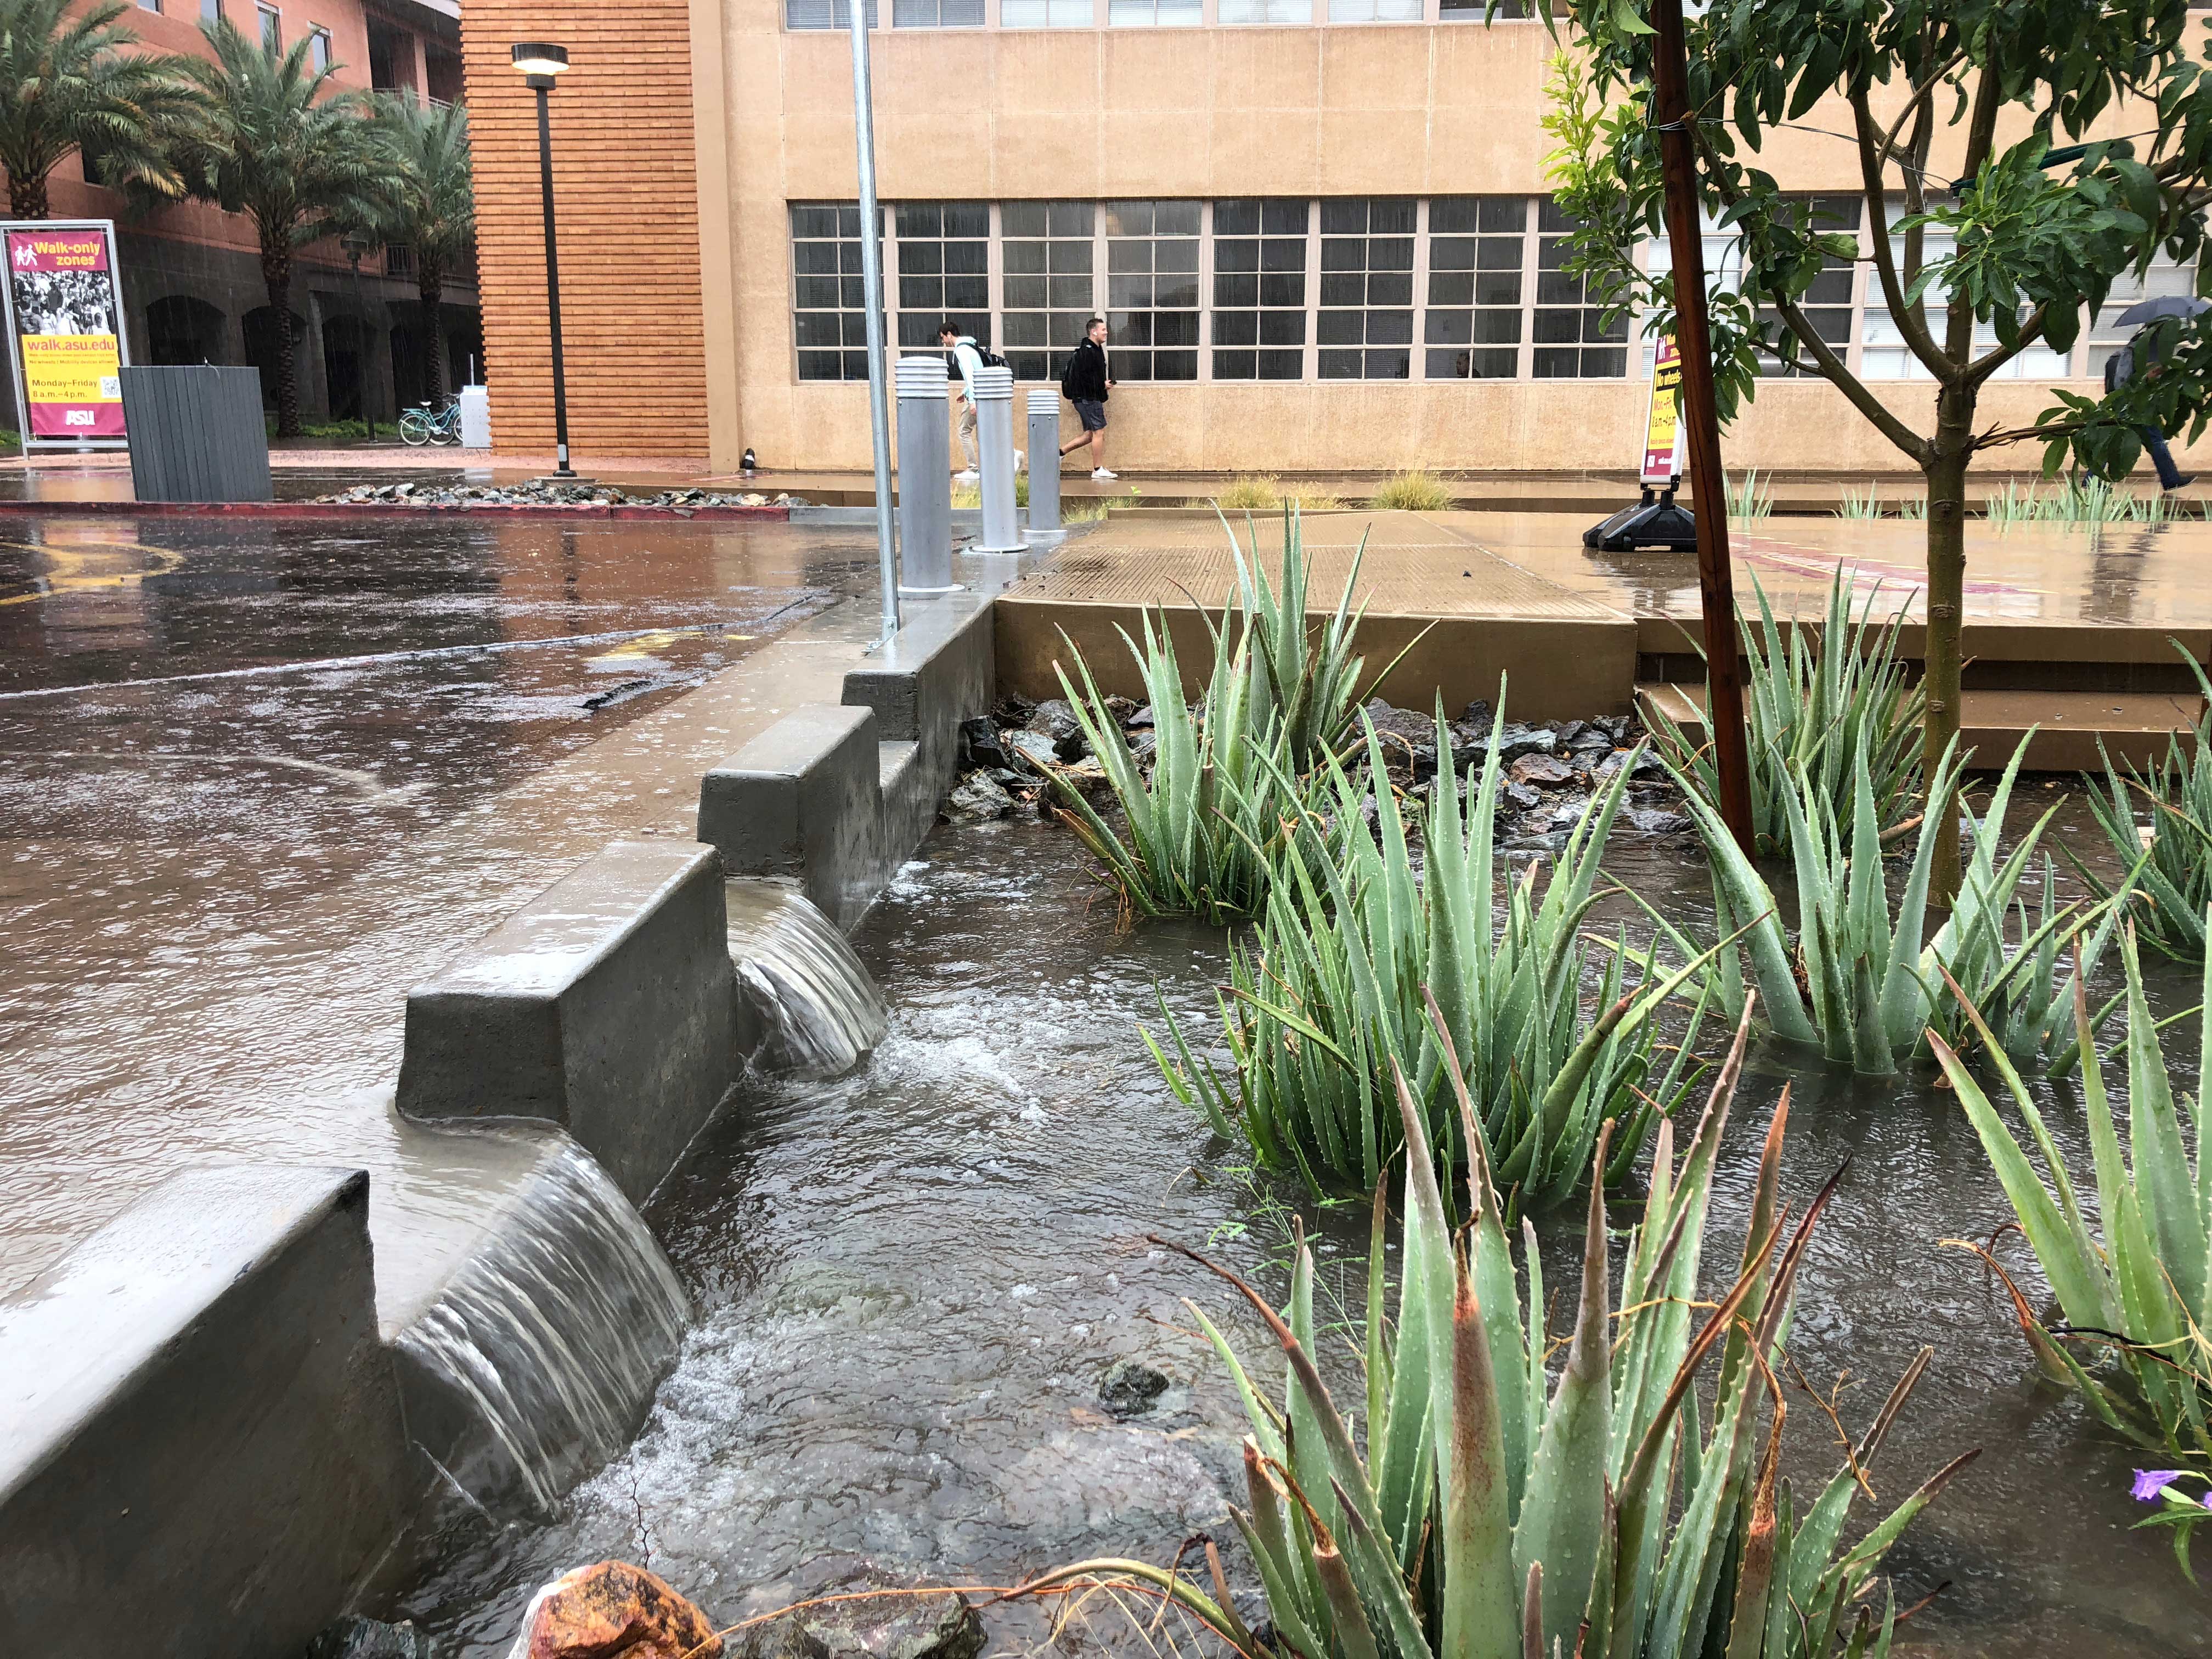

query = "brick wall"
[{"left": 460, "top": 0, "right": 710, "bottom": 459}]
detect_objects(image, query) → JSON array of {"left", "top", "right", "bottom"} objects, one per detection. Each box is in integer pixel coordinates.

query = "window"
[
  {"left": 1318, "top": 197, "right": 1415, "bottom": 379},
  {"left": 1105, "top": 201, "right": 1200, "bottom": 381},
  {"left": 2087, "top": 247, "right": 2197, "bottom": 381},
  {"left": 78, "top": 137, "right": 116, "bottom": 189},
  {"left": 1327, "top": 0, "right": 1420, "bottom": 19},
  {"left": 894, "top": 201, "right": 989, "bottom": 348},
  {"left": 1861, "top": 204, "right": 2068, "bottom": 380},
  {"left": 1212, "top": 198, "right": 1307, "bottom": 380},
  {"left": 892, "top": 0, "right": 981, "bottom": 23},
  {"left": 1000, "top": 0, "right": 1091, "bottom": 24},
  {"left": 1648, "top": 196, "right": 1857, "bottom": 377},
  {"left": 310, "top": 26, "right": 332, "bottom": 70},
  {"left": 258, "top": 3, "right": 280, "bottom": 49},
  {"left": 1002, "top": 200, "right": 1094, "bottom": 381},
  {"left": 1532, "top": 199, "right": 1626, "bottom": 377},
  {"left": 1425, "top": 197, "right": 1526, "bottom": 380},
  {"left": 1109, "top": 0, "right": 1201, "bottom": 22},
  {"left": 790, "top": 202, "right": 879, "bottom": 381},
  {"left": 136, "top": 0, "right": 160, "bottom": 14},
  {"left": 201, "top": 0, "right": 222, "bottom": 19},
  {"left": 1218, "top": 0, "right": 1310, "bottom": 17},
  {"left": 785, "top": 0, "right": 879, "bottom": 25},
  {"left": 1440, "top": 0, "right": 1530, "bottom": 14}
]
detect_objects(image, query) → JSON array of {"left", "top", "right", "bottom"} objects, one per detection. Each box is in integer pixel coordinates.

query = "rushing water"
[
  {"left": 729, "top": 882, "right": 890, "bottom": 1078},
  {"left": 396, "top": 1138, "right": 691, "bottom": 1517},
  {"left": 404, "top": 811, "right": 2210, "bottom": 1657}
]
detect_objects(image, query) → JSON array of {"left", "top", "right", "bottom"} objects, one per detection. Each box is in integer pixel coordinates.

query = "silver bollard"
[
  {"left": 1026, "top": 390, "right": 1061, "bottom": 537},
  {"left": 972, "top": 365, "right": 1024, "bottom": 554},
  {"left": 894, "top": 354, "right": 956, "bottom": 592}
]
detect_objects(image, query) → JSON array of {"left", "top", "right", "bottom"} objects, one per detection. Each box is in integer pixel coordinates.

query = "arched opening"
[
  {"left": 145, "top": 296, "right": 227, "bottom": 366},
  {"left": 240, "top": 306, "right": 307, "bottom": 411},
  {"left": 390, "top": 302, "right": 483, "bottom": 408},
  {"left": 322, "top": 314, "right": 371, "bottom": 421}
]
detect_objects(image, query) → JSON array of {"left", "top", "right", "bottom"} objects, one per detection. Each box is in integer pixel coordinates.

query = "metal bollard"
[
  {"left": 972, "top": 365, "right": 1024, "bottom": 554},
  {"left": 893, "top": 354, "right": 956, "bottom": 591},
  {"left": 1025, "top": 390, "right": 1061, "bottom": 537}
]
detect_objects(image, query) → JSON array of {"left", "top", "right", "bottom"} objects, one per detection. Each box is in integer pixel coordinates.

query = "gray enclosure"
[{"left": 119, "top": 365, "right": 272, "bottom": 503}]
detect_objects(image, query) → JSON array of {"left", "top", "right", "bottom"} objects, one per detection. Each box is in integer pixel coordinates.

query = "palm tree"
[
  {"left": 373, "top": 94, "right": 472, "bottom": 405},
  {"left": 0, "top": 0, "right": 200, "bottom": 219},
  {"left": 173, "top": 19, "right": 392, "bottom": 436}
]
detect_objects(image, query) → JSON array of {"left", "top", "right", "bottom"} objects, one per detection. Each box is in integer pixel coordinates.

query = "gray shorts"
[{"left": 1071, "top": 398, "right": 1108, "bottom": 431}]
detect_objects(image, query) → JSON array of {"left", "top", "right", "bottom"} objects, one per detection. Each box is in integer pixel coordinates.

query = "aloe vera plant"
[
  {"left": 2070, "top": 647, "right": 2212, "bottom": 965},
  {"left": 1643, "top": 572, "right": 1925, "bottom": 857},
  {"left": 1032, "top": 1006, "right": 1969, "bottom": 1658},
  {"left": 1940, "top": 923, "right": 2212, "bottom": 1468},
  {"left": 1652, "top": 731, "right": 2111, "bottom": 1075},
  {"left": 1152, "top": 708, "right": 1716, "bottom": 1207},
  {"left": 1048, "top": 509, "right": 1380, "bottom": 922}
]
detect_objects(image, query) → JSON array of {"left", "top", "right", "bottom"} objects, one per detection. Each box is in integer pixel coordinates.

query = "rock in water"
[
  {"left": 761, "top": 1567, "right": 982, "bottom": 1659},
  {"left": 307, "top": 1616, "right": 438, "bottom": 1658},
  {"left": 1509, "top": 753, "right": 1577, "bottom": 790},
  {"left": 1024, "top": 698, "right": 1087, "bottom": 760},
  {"left": 1005, "top": 729, "right": 1062, "bottom": 775},
  {"left": 507, "top": 1561, "right": 721, "bottom": 1659},
  {"left": 942, "top": 772, "right": 1013, "bottom": 825},
  {"left": 957, "top": 716, "right": 1009, "bottom": 772},
  {"left": 740, "top": 1624, "right": 831, "bottom": 1659},
  {"left": 1098, "top": 1358, "right": 1171, "bottom": 1417}
]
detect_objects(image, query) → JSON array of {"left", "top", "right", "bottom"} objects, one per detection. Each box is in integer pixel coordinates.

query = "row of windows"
[
  {"left": 792, "top": 195, "right": 2193, "bottom": 386},
  {"left": 785, "top": 0, "right": 1528, "bottom": 26},
  {"left": 790, "top": 197, "right": 1619, "bottom": 383},
  {"left": 134, "top": 0, "right": 328, "bottom": 60}
]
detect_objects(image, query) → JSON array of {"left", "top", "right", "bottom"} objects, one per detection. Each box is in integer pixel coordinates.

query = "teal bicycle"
[{"left": 399, "top": 398, "right": 462, "bottom": 447}]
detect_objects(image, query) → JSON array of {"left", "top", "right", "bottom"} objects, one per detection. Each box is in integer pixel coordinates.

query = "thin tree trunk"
[
  {"left": 1921, "top": 384, "right": 1976, "bottom": 906},
  {"left": 418, "top": 270, "right": 446, "bottom": 404},
  {"left": 10, "top": 167, "right": 47, "bottom": 219},
  {"left": 263, "top": 244, "right": 299, "bottom": 438}
]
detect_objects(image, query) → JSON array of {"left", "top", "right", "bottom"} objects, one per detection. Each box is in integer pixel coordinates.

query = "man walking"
[
  {"left": 938, "top": 320, "right": 985, "bottom": 482},
  {"left": 2107, "top": 325, "right": 2196, "bottom": 492},
  {"left": 1058, "top": 317, "right": 1116, "bottom": 480}
]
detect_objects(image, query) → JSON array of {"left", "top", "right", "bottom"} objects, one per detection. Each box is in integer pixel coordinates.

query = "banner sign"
[
  {"left": 1640, "top": 335, "right": 1684, "bottom": 484},
  {"left": 0, "top": 221, "right": 128, "bottom": 447}
]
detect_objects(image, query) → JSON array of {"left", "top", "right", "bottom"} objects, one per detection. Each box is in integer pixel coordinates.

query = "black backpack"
[{"left": 974, "top": 342, "right": 1008, "bottom": 370}]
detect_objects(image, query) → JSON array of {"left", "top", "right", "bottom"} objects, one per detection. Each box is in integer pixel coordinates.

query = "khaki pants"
[{"left": 956, "top": 402, "right": 978, "bottom": 471}]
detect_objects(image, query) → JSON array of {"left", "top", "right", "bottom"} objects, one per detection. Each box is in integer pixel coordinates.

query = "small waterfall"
[
  {"left": 395, "top": 1139, "right": 689, "bottom": 1516},
  {"left": 728, "top": 881, "right": 889, "bottom": 1078}
]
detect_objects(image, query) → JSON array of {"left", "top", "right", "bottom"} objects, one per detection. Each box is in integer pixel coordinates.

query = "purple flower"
[{"left": 2133, "top": 1469, "right": 2186, "bottom": 1502}]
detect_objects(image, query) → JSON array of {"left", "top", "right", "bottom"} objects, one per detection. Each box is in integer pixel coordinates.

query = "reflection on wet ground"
[
  {"left": 0, "top": 514, "right": 878, "bottom": 1290},
  {"left": 407, "top": 815, "right": 2205, "bottom": 1659}
]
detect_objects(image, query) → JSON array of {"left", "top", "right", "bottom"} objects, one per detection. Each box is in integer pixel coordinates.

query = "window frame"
[
  {"left": 257, "top": 2, "right": 281, "bottom": 50},
  {"left": 309, "top": 25, "right": 333, "bottom": 70}
]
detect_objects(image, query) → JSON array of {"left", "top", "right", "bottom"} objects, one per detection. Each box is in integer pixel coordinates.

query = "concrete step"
[
  {"left": 879, "top": 739, "right": 920, "bottom": 796},
  {"left": 1634, "top": 682, "right": 2203, "bottom": 771}
]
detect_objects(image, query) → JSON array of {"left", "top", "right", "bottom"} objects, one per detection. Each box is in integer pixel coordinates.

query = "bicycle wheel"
[{"left": 399, "top": 411, "right": 433, "bottom": 447}]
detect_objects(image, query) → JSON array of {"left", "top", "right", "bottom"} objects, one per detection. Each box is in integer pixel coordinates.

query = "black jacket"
[{"left": 1063, "top": 337, "right": 1110, "bottom": 402}]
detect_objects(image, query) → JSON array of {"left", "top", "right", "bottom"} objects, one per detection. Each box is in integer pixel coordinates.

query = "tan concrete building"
[{"left": 462, "top": 0, "right": 2201, "bottom": 476}]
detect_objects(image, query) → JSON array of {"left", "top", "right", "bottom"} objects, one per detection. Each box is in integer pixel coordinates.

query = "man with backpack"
[
  {"left": 2106, "top": 323, "right": 2195, "bottom": 492},
  {"left": 1057, "top": 316, "right": 1116, "bottom": 480},
  {"left": 937, "top": 320, "right": 1021, "bottom": 482}
]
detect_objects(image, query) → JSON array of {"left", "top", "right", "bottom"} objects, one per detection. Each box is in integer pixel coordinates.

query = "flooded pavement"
[
  {"left": 404, "top": 813, "right": 2206, "bottom": 1659},
  {"left": 0, "top": 513, "right": 879, "bottom": 1292}
]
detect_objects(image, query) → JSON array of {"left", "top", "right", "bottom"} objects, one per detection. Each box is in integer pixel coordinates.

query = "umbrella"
[{"left": 2117, "top": 295, "right": 2210, "bottom": 326}]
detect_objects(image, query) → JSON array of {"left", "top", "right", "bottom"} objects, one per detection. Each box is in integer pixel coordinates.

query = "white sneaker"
[
  {"left": 1091, "top": 467, "right": 1118, "bottom": 481},
  {"left": 1014, "top": 449, "right": 1026, "bottom": 472},
  {"left": 953, "top": 468, "right": 978, "bottom": 483}
]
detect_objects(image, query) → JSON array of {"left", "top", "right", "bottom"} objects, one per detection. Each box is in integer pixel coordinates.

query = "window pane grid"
[
  {"left": 1106, "top": 200, "right": 1201, "bottom": 382},
  {"left": 790, "top": 201, "right": 881, "bottom": 382},
  {"left": 1318, "top": 196, "right": 1415, "bottom": 380},
  {"left": 893, "top": 200, "right": 990, "bottom": 349},
  {"left": 1002, "top": 200, "right": 1095, "bottom": 382},
  {"left": 1212, "top": 198, "right": 1308, "bottom": 380},
  {"left": 1424, "top": 196, "right": 1524, "bottom": 380}
]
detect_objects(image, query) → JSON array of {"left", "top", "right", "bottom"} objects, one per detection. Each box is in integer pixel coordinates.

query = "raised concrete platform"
[
  {"left": 0, "top": 1166, "right": 409, "bottom": 1659},
  {"left": 395, "top": 840, "right": 740, "bottom": 1204},
  {"left": 998, "top": 508, "right": 2212, "bottom": 765}
]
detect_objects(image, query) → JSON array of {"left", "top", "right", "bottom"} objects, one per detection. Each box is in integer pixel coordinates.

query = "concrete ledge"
[
  {"left": 847, "top": 596, "right": 996, "bottom": 856},
  {"left": 395, "top": 840, "right": 740, "bottom": 1203},
  {"left": 0, "top": 1166, "right": 408, "bottom": 1659},
  {"left": 698, "top": 703, "right": 884, "bottom": 929}
]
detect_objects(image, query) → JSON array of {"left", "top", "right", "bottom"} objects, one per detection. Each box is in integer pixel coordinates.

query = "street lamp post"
[
  {"left": 512, "top": 42, "right": 577, "bottom": 479},
  {"left": 341, "top": 231, "right": 375, "bottom": 443}
]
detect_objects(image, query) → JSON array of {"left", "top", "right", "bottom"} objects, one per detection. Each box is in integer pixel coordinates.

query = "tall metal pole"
[
  {"left": 533, "top": 80, "right": 576, "bottom": 478},
  {"left": 1651, "top": 0, "right": 1753, "bottom": 855},
  {"left": 847, "top": 0, "right": 900, "bottom": 639}
]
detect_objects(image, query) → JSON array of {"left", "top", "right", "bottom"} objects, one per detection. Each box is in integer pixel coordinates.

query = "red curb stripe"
[{"left": 0, "top": 499, "right": 793, "bottom": 521}]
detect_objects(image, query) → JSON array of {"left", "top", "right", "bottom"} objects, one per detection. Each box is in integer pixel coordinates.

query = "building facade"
[
  {"left": 24, "top": 0, "right": 478, "bottom": 432},
  {"left": 461, "top": 0, "right": 2202, "bottom": 475}
]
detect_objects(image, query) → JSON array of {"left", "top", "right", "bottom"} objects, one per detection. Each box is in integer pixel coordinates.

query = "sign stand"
[
  {"left": 0, "top": 219, "right": 129, "bottom": 450},
  {"left": 1584, "top": 334, "right": 1696, "bottom": 552}
]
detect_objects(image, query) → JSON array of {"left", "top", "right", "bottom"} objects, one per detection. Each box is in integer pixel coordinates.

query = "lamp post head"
[{"left": 511, "top": 41, "right": 568, "bottom": 89}]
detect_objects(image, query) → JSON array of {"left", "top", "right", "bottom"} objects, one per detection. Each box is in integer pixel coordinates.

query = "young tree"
[
  {"left": 372, "top": 93, "right": 472, "bottom": 405},
  {"left": 173, "top": 19, "right": 393, "bottom": 437},
  {"left": 0, "top": 0, "right": 200, "bottom": 219},
  {"left": 1547, "top": 0, "right": 2212, "bottom": 896}
]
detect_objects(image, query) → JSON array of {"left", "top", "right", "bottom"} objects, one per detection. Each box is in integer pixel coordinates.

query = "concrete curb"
[
  {"left": 0, "top": 1166, "right": 410, "bottom": 1659},
  {"left": 395, "top": 840, "right": 741, "bottom": 1204},
  {"left": 0, "top": 499, "right": 792, "bottom": 522}
]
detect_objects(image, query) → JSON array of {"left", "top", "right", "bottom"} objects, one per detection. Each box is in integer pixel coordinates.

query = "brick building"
[
  {"left": 459, "top": 0, "right": 2203, "bottom": 476},
  {"left": 23, "top": 0, "right": 479, "bottom": 430}
]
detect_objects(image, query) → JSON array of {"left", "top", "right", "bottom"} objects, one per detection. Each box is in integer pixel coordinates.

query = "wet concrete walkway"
[{"left": 0, "top": 514, "right": 893, "bottom": 1300}]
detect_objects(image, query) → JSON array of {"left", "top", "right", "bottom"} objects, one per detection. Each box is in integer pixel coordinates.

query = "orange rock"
[{"left": 514, "top": 1561, "right": 724, "bottom": 1659}]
